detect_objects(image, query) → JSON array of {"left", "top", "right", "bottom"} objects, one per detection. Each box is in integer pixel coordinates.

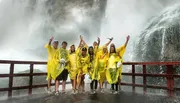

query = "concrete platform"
[{"left": 1, "top": 90, "right": 180, "bottom": 103}]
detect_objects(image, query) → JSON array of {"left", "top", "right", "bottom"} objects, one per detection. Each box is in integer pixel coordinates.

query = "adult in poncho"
[
  {"left": 54, "top": 41, "right": 69, "bottom": 95},
  {"left": 95, "top": 37, "right": 113, "bottom": 93},
  {"left": 68, "top": 37, "right": 84, "bottom": 94},
  {"left": 106, "top": 35, "right": 130, "bottom": 94},
  {"left": 45, "top": 37, "right": 59, "bottom": 93}
]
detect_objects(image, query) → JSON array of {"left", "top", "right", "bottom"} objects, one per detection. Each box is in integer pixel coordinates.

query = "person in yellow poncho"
[
  {"left": 88, "top": 46, "right": 99, "bottom": 94},
  {"left": 68, "top": 37, "right": 84, "bottom": 94},
  {"left": 96, "top": 38, "right": 113, "bottom": 93},
  {"left": 106, "top": 44, "right": 120, "bottom": 94},
  {"left": 54, "top": 41, "right": 69, "bottom": 95},
  {"left": 116, "top": 35, "right": 130, "bottom": 91},
  {"left": 45, "top": 37, "right": 59, "bottom": 93},
  {"left": 76, "top": 47, "right": 90, "bottom": 93},
  {"left": 69, "top": 44, "right": 78, "bottom": 94},
  {"left": 106, "top": 35, "right": 130, "bottom": 94}
]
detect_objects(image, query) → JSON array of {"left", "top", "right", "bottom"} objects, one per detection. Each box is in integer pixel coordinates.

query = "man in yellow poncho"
[
  {"left": 76, "top": 47, "right": 90, "bottom": 93},
  {"left": 55, "top": 41, "right": 69, "bottom": 95},
  {"left": 96, "top": 37, "right": 113, "bottom": 93},
  {"left": 106, "top": 35, "right": 130, "bottom": 94},
  {"left": 45, "top": 37, "right": 59, "bottom": 93}
]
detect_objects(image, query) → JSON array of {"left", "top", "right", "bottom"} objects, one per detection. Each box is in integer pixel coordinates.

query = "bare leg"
[
  {"left": 81, "top": 75, "right": 85, "bottom": 91},
  {"left": 47, "top": 79, "right": 51, "bottom": 89},
  {"left": 55, "top": 80, "right": 59, "bottom": 92},
  {"left": 62, "top": 80, "right": 66, "bottom": 92},
  {"left": 71, "top": 79, "right": 73, "bottom": 89},
  {"left": 77, "top": 74, "right": 82, "bottom": 89}
]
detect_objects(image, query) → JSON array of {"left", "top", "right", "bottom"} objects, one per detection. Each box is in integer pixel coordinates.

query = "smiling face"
[
  {"left": 53, "top": 41, "right": 59, "bottom": 49},
  {"left": 110, "top": 44, "right": 115, "bottom": 53},
  {"left": 70, "top": 45, "right": 75, "bottom": 52}
]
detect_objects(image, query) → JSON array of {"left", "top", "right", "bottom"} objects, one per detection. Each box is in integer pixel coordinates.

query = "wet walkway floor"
[{"left": 1, "top": 90, "right": 180, "bottom": 103}]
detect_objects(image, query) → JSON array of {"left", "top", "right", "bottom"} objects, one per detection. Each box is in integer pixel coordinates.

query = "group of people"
[{"left": 45, "top": 35, "right": 130, "bottom": 95}]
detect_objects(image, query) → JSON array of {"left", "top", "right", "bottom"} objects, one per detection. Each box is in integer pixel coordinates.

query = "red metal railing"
[
  {"left": 122, "top": 62, "right": 180, "bottom": 97},
  {"left": 0, "top": 60, "right": 180, "bottom": 97},
  {"left": 0, "top": 60, "right": 71, "bottom": 97}
]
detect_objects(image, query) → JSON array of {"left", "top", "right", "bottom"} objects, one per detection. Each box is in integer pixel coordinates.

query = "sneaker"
[
  {"left": 62, "top": 90, "right": 66, "bottom": 94},
  {"left": 113, "top": 91, "right": 118, "bottom": 94},
  {"left": 71, "top": 89, "right": 76, "bottom": 94},
  {"left": 55, "top": 91, "right": 59, "bottom": 96},
  {"left": 82, "top": 90, "right": 85, "bottom": 94},
  {"left": 90, "top": 89, "right": 94, "bottom": 94},
  {"left": 46, "top": 88, "right": 52, "bottom": 94},
  {"left": 93, "top": 89, "right": 97, "bottom": 94},
  {"left": 100, "top": 88, "right": 104, "bottom": 93}
]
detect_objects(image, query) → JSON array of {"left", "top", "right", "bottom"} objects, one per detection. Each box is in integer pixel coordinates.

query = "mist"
[
  {"left": 100, "top": 0, "right": 180, "bottom": 61},
  {"left": 0, "top": 0, "right": 179, "bottom": 73}
]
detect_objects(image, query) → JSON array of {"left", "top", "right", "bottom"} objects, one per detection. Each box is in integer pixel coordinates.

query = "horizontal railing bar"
[
  {"left": 122, "top": 73, "right": 178, "bottom": 77},
  {"left": 0, "top": 60, "right": 46, "bottom": 64},
  {"left": 121, "top": 83, "right": 167, "bottom": 89},
  {"left": 1, "top": 73, "right": 179, "bottom": 78},
  {"left": 0, "top": 73, "right": 47, "bottom": 77},
  {"left": 123, "top": 62, "right": 180, "bottom": 65},
  {"left": 0, "top": 82, "right": 71, "bottom": 92},
  {"left": 1, "top": 60, "right": 180, "bottom": 65}
]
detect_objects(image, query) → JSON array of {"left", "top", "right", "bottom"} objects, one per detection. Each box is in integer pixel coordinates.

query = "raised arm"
[
  {"left": 81, "top": 36, "right": 88, "bottom": 47},
  {"left": 97, "top": 37, "right": 100, "bottom": 46},
  {"left": 78, "top": 35, "right": 83, "bottom": 48},
  {"left": 105, "top": 37, "right": 113, "bottom": 47},
  {"left": 48, "top": 36, "right": 54, "bottom": 45},
  {"left": 45, "top": 36, "right": 54, "bottom": 48},
  {"left": 124, "top": 35, "right": 130, "bottom": 47}
]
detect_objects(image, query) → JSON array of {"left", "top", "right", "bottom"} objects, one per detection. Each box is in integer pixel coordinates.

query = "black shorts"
[{"left": 56, "top": 69, "right": 69, "bottom": 81}]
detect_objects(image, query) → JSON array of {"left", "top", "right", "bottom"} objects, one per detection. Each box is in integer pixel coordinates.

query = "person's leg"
[
  {"left": 55, "top": 80, "right": 59, "bottom": 92},
  {"left": 77, "top": 73, "right": 82, "bottom": 90},
  {"left": 111, "top": 84, "right": 114, "bottom": 91},
  {"left": 118, "top": 79, "right": 121, "bottom": 91},
  {"left": 48, "top": 79, "right": 51, "bottom": 89},
  {"left": 81, "top": 75, "right": 85, "bottom": 92},
  {"left": 115, "top": 82, "right": 118, "bottom": 91},
  {"left": 90, "top": 80, "right": 94, "bottom": 94},
  {"left": 62, "top": 69, "right": 68, "bottom": 93},
  {"left": 90, "top": 80, "right": 94, "bottom": 90},
  {"left": 95, "top": 80, "right": 98, "bottom": 90}
]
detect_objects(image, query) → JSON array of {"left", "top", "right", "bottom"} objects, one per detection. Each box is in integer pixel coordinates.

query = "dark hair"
[
  {"left": 62, "top": 41, "right": 67, "bottom": 45},
  {"left": 109, "top": 44, "right": 116, "bottom": 54},
  {"left": 82, "top": 47, "right": 87, "bottom": 51},
  {"left": 88, "top": 46, "right": 94, "bottom": 62},
  {"left": 70, "top": 45, "right": 75, "bottom": 53},
  {"left": 53, "top": 41, "right": 59, "bottom": 44}
]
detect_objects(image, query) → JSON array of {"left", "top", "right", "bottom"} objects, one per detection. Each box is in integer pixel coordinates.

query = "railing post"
[
  {"left": 166, "top": 65, "right": 174, "bottom": 97},
  {"left": 132, "top": 65, "right": 135, "bottom": 92},
  {"left": 8, "top": 63, "right": 14, "bottom": 97},
  {"left": 28, "top": 64, "right": 33, "bottom": 95},
  {"left": 143, "top": 65, "right": 147, "bottom": 95}
]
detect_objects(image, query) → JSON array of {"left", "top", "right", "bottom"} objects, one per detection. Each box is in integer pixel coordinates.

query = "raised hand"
[
  {"left": 108, "top": 37, "right": 113, "bottom": 41},
  {"left": 80, "top": 35, "right": 83, "bottom": 40},
  {"left": 127, "top": 35, "right": 130, "bottom": 41},
  {"left": 50, "top": 36, "right": 54, "bottom": 41},
  {"left": 97, "top": 37, "right": 100, "bottom": 42}
]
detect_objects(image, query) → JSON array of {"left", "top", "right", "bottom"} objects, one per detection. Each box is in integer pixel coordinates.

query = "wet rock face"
[{"left": 135, "top": 5, "right": 180, "bottom": 62}]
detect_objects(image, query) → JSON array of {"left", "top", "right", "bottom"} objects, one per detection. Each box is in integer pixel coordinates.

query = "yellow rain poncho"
[
  {"left": 50, "top": 48, "right": 69, "bottom": 80},
  {"left": 116, "top": 44, "right": 126, "bottom": 80},
  {"left": 106, "top": 53, "right": 120, "bottom": 84},
  {"left": 117, "top": 44, "right": 126, "bottom": 59},
  {"left": 77, "top": 53, "right": 90, "bottom": 75},
  {"left": 45, "top": 44, "right": 60, "bottom": 80},
  {"left": 68, "top": 47, "right": 80, "bottom": 80},
  {"left": 96, "top": 48, "right": 109, "bottom": 83},
  {"left": 89, "top": 55, "right": 100, "bottom": 80}
]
